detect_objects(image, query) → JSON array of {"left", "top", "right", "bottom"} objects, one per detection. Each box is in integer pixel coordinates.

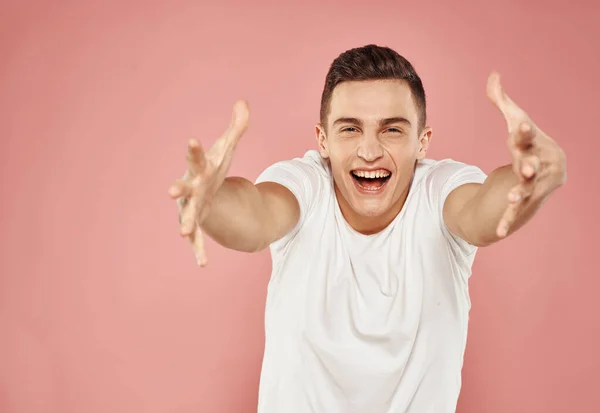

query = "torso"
[{"left": 257, "top": 152, "right": 480, "bottom": 413}]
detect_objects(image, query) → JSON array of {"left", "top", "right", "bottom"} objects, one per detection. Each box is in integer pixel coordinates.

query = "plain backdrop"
[{"left": 1, "top": 0, "right": 599, "bottom": 412}]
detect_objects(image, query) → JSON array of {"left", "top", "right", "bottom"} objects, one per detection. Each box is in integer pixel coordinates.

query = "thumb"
[
  {"left": 229, "top": 99, "right": 250, "bottom": 138},
  {"left": 486, "top": 72, "right": 524, "bottom": 133},
  {"left": 217, "top": 99, "right": 250, "bottom": 155}
]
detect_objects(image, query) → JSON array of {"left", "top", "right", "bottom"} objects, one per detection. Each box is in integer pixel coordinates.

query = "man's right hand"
[{"left": 168, "top": 100, "right": 250, "bottom": 266}]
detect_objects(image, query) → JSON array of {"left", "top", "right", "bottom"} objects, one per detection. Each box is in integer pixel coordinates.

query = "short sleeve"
[
  {"left": 424, "top": 159, "right": 488, "bottom": 257},
  {"left": 255, "top": 150, "right": 328, "bottom": 245}
]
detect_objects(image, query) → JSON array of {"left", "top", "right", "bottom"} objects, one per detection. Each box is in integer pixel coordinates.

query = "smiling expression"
[{"left": 316, "top": 79, "right": 432, "bottom": 234}]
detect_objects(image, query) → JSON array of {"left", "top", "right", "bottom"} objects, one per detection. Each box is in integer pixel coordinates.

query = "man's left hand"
[{"left": 486, "top": 72, "right": 567, "bottom": 238}]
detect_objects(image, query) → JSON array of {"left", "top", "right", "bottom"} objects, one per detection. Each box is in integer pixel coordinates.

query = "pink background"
[{"left": 1, "top": 1, "right": 598, "bottom": 412}]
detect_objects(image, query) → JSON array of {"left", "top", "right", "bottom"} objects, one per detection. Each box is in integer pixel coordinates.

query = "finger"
[
  {"left": 519, "top": 154, "right": 540, "bottom": 180},
  {"left": 499, "top": 179, "right": 537, "bottom": 237},
  {"left": 507, "top": 180, "right": 535, "bottom": 204},
  {"left": 168, "top": 178, "right": 192, "bottom": 199},
  {"left": 187, "top": 138, "right": 207, "bottom": 175},
  {"left": 486, "top": 72, "right": 528, "bottom": 133},
  {"left": 191, "top": 226, "right": 208, "bottom": 267},
  {"left": 179, "top": 199, "right": 197, "bottom": 237},
  {"left": 514, "top": 121, "right": 537, "bottom": 151},
  {"left": 218, "top": 100, "right": 250, "bottom": 154},
  {"left": 508, "top": 123, "right": 539, "bottom": 181},
  {"left": 497, "top": 201, "right": 521, "bottom": 238}
]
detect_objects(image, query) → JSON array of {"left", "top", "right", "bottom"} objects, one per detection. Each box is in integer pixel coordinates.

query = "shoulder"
[
  {"left": 293, "top": 150, "right": 331, "bottom": 176},
  {"left": 256, "top": 150, "right": 332, "bottom": 238},
  {"left": 413, "top": 158, "right": 487, "bottom": 255},
  {"left": 418, "top": 157, "right": 483, "bottom": 176},
  {"left": 256, "top": 150, "right": 331, "bottom": 184},
  {"left": 259, "top": 151, "right": 333, "bottom": 253},
  {"left": 414, "top": 158, "right": 487, "bottom": 193}
]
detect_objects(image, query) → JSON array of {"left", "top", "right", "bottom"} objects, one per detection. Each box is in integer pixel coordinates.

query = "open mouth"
[{"left": 350, "top": 169, "right": 392, "bottom": 192}]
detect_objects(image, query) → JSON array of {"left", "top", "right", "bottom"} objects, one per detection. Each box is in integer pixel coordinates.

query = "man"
[{"left": 168, "top": 45, "right": 566, "bottom": 413}]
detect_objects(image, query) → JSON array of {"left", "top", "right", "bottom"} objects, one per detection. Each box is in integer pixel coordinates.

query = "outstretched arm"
[
  {"left": 443, "top": 72, "right": 567, "bottom": 247},
  {"left": 168, "top": 101, "right": 300, "bottom": 266}
]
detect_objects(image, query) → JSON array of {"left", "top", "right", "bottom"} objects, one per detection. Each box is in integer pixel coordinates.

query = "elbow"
[
  {"left": 468, "top": 238, "right": 495, "bottom": 248},
  {"left": 462, "top": 229, "right": 502, "bottom": 248},
  {"left": 217, "top": 238, "right": 270, "bottom": 254},
  {"left": 453, "top": 218, "right": 498, "bottom": 248},
  {"left": 239, "top": 241, "right": 270, "bottom": 253}
]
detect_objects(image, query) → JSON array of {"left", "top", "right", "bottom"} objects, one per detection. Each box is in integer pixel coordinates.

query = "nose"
[{"left": 356, "top": 133, "right": 384, "bottom": 162}]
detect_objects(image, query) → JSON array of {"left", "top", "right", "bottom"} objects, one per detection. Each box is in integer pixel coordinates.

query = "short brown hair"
[{"left": 320, "top": 44, "right": 427, "bottom": 132}]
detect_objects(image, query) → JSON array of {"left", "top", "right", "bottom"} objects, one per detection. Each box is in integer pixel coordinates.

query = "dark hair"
[{"left": 320, "top": 44, "right": 427, "bottom": 132}]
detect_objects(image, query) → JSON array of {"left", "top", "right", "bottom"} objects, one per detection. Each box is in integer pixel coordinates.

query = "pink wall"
[{"left": 1, "top": 1, "right": 598, "bottom": 412}]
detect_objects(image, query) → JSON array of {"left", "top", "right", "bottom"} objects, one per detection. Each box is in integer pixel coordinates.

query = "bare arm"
[
  {"left": 200, "top": 178, "right": 299, "bottom": 253},
  {"left": 169, "top": 100, "right": 299, "bottom": 265},
  {"left": 443, "top": 73, "right": 567, "bottom": 247},
  {"left": 444, "top": 165, "right": 551, "bottom": 247}
]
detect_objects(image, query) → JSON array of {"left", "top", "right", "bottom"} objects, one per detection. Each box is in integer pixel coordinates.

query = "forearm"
[
  {"left": 458, "top": 164, "right": 548, "bottom": 246},
  {"left": 199, "top": 177, "right": 275, "bottom": 253}
]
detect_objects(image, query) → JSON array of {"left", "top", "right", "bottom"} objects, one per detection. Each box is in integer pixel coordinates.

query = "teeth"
[{"left": 352, "top": 170, "right": 390, "bottom": 178}]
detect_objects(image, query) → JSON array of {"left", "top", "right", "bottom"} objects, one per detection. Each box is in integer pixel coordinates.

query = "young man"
[{"left": 168, "top": 45, "right": 566, "bottom": 413}]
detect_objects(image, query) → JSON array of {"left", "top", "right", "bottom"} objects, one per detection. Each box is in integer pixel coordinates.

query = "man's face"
[{"left": 316, "top": 79, "right": 431, "bottom": 229}]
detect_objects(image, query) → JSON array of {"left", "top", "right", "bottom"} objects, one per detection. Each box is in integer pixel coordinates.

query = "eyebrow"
[{"left": 332, "top": 117, "right": 412, "bottom": 128}]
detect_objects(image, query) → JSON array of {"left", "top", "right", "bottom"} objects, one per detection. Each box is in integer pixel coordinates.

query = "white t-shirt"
[{"left": 254, "top": 150, "right": 487, "bottom": 413}]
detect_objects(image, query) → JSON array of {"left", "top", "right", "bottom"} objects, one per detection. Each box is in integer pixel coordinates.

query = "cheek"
[
  {"left": 327, "top": 142, "right": 355, "bottom": 167},
  {"left": 330, "top": 160, "right": 350, "bottom": 181},
  {"left": 329, "top": 138, "right": 355, "bottom": 155},
  {"left": 384, "top": 140, "right": 419, "bottom": 163}
]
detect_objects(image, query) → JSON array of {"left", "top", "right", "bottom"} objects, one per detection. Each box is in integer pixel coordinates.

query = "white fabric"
[{"left": 254, "top": 150, "right": 487, "bottom": 413}]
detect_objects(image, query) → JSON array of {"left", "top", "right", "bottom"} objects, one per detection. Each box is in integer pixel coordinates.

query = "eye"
[
  {"left": 385, "top": 127, "right": 403, "bottom": 134},
  {"left": 341, "top": 127, "right": 358, "bottom": 133}
]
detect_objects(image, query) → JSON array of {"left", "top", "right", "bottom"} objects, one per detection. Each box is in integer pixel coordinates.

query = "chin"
[{"left": 350, "top": 197, "right": 391, "bottom": 218}]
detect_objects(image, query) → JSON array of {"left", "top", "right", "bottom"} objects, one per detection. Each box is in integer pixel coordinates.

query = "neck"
[{"left": 334, "top": 179, "right": 412, "bottom": 235}]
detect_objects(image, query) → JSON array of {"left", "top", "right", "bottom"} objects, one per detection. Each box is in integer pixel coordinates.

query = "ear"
[
  {"left": 416, "top": 126, "right": 432, "bottom": 160},
  {"left": 315, "top": 124, "right": 329, "bottom": 159}
]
